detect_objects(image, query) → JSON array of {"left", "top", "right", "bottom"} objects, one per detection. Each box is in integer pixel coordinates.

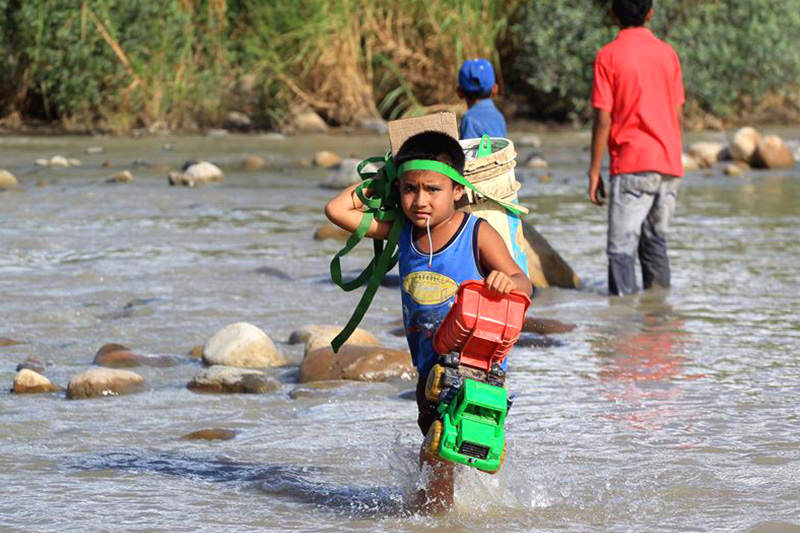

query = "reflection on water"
[{"left": 593, "top": 292, "right": 700, "bottom": 432}]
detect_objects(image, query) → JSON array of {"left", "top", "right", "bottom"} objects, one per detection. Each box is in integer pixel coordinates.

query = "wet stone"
[
  {"left": 16, "top": 356, "right": 46, "bottom": 373},
  {"left": 12, "top": 369, "right": 60, "bottom": 394},
  {"left": 67, "top": 368, "right": 145, "bottom": 399},
  {"left": 300, "top": 344, "right": 416, "bottom": 383},
  {"left": 522, "top": 317, "right": 576, "bottom": 335},
  {"left": 187, "top": 365, "right": 280, "bottom": 394},
  {"left": 188, "top": 345, "right": 204, "bottom": 359},
  {"left": 93, "top": 349, "right": 179, "bottom": 368},
  {"left": 288, "top": 324, "right": 379, "bottom": 355},
  {"left": 0, "top": 337, "right": 22, "bottom": 347},
  {"left": 313, "top": 224, "right": 350, "bottom": 242},
  {"left": 180, "top": 428, "right": 237, "bottom": 441},
  {"left": 289, "top": 380, "right": 351, "bottom": 400}
]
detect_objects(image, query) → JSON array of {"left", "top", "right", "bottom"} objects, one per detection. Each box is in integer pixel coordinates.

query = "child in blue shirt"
[
  {"left": 457, "top": 59, "right": 508, "bottom": 139},
  {"left": 325, "top": 131, "right": 531, "bottom": 512}
]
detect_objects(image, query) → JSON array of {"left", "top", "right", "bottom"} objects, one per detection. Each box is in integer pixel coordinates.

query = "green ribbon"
[{"left": 329, "top": 135, "right": 522, "bottom": 352}]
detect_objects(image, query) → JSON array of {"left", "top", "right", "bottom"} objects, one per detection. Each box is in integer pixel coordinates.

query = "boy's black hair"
[
  {"left": 395, "top": 130, "right": 466, "bottom": 176},
  {"left": 612, "top": 0, "right": 652, "bottom": 28},
  {"left": 461, "top": 89, "right": 493, "bottom": 101}
]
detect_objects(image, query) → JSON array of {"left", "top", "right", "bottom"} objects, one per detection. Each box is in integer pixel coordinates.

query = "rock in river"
[
  {"left": 12, "top": 369, "right": 60, "bottom": 394},
  {"left": 93, "top": 346, "right": 178, "bottom": 368},
  {"left": 288, "top": 324, "right": 380, "bottom": 355},
  {"left": 180, "top": 428, "right": 237, "bottom": 440},
  {"left": 0, "top": 169, "right": 18, "bottom": 189},
  {"left": 313, "top": 224, "right": 350, "bottom": 242},
  {"left": 203, "top": 322, "right": 287, "bottom": 368},
  {"left": 314, "top": 150, "right": 342, "bottom": 169},
  {"left": 67, "top": 368, "right": 145, "bottom": 399},
  {"left": 187, "top": 365, "right": 280, "bottom": 394},
  {"left": 753, "top": 135, "right": 795, "bottom": 169},
  {"left": 300, "top": 344, "right": 415, "bottom": 383},
  {"left": 730, "top": 126, "right": 761, "bottom": 163}
]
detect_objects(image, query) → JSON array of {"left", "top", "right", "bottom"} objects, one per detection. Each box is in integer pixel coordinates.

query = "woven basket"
[{"left": 457, "top": 137, "right": 528, "bottom": 274}]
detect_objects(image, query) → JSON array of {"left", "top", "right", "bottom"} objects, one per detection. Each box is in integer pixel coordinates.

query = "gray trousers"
[{"left": 607, "top": 172, "right": 680, "bottom": 296}]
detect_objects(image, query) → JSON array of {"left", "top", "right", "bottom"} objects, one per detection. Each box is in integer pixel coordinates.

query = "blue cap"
[{"left": 458, "top": 58, "right": 496, "bottom": 95}]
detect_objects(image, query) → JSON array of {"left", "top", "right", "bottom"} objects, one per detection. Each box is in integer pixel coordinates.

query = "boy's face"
[{"left": 398, "top": 170, "right": 464, "bottom": 229}]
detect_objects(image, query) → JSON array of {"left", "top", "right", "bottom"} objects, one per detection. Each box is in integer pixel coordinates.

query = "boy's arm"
[
  {"left": 476, "top": 222, "right": 532, "bottom": 296},
  {"left": 324, "top": 183, "right": 393, "bottom": 240},
  {"left": 587, "top": 108, "right": 611, "bottom": 206}
]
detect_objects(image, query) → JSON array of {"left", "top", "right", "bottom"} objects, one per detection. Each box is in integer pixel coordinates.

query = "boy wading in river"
[
  {"left": 325, "top": 131, "right": 532, "bottom": 512},
  {"left": 588, "top": 0, "right": 685, "bottom": 295}
]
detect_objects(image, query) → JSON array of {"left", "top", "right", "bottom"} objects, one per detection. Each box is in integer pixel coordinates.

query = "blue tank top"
[{"left": 398, "top": 212, "right": 485, "bottom": 379}]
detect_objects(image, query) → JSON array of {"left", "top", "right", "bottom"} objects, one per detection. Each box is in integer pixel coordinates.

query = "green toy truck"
[{"left": 422, "top": 280, "right": 531, "bottom": 474}]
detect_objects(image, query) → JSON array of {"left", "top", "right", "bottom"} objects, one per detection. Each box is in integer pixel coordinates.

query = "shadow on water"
[{"left": 69, "top": 450, "right": 409, "bottom": 517}]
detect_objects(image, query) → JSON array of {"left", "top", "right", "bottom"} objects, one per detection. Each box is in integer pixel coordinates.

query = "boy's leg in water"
[
  {"left": 639, "top": 175, "right": 679, "bottom": 290},
  {"left": 607, "top": 172, "right": 659, "bottom": 295},
  {"left": 414, "top": 376, "right": 454, "bottom": 512}
]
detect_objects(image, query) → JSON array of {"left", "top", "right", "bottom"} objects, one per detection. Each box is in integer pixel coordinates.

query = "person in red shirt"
[{"left": 587, "top": 0, "right": 685, "bottom": 296}]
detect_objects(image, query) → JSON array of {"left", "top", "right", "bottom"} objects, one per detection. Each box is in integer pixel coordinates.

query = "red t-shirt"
[{"left": 591, "top": 27, "right": 685, "bottom": 177}]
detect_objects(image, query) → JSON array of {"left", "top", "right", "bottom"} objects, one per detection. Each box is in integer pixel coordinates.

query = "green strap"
[{"left": 477, "top": 134, "right": 493, "bottom": 158}]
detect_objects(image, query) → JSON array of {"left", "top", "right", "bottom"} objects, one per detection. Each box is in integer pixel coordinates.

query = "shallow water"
[{"left": 1, "top": 130, "right": 799, "bottom": 532}]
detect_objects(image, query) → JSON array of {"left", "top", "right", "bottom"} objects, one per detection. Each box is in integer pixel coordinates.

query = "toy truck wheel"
[
  {"left": 423, "top": 420, "right": 443, "bottom": 456},
  {"left": 424, "top": 364, "right": 445, "bottom": 402}
]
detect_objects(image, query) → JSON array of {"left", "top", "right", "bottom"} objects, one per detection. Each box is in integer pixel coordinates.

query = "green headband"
[{"left": 396, "top": 159, "right": 525, "bottom": 217}]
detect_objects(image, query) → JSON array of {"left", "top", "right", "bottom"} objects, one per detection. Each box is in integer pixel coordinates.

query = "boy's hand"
[
  {"left": 588, "top": 171, "right": 606, "bottom": 206},
  {"left": 485, "top": 270, "right": 515, "bottom": 294}
]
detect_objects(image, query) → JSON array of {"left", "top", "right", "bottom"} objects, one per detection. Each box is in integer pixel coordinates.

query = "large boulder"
[
  {"left": 522, "top": 220, "right": 580, "bottom": 289},
  {"left": 688, "top": 142, "right": 725, "bottom": 168},
  {"left": 12, "top": 369, "right": 60, "bottom": 394},
  {"left": 730, "top": 127, "right": 761, "bottom": 163},
  {"left": 300, "top": 344, "right": 415, "bottom": 383},
  {"left": 67, "top": 368, "right": 145, "bottom": 399},
  {"left": 187, "top": 365, "right": 280, "bottom": 394},
  {"left": 753, "top": 135, "right": 795, "bottom": 169},
  {"left": 0, "top": 169, "right": 18, "bottom": 189},
  {"left": 288, "top": 324, "right": 380, "bottom": 355},
  {"left": 203, "top": 322, "right": 286, "bottom": 368}
]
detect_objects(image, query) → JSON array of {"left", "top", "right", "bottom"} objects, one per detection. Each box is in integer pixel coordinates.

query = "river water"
[{"left": 1, "top": 130, "right": 798, "bottom": 532}]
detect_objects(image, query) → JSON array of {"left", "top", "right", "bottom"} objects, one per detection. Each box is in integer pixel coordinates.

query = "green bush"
[
  {"left": 507, "top": 0, "right": 800, "bottom": 122},
  {"left": 7, "top": 0, "right": 234, "bottom": 129}
]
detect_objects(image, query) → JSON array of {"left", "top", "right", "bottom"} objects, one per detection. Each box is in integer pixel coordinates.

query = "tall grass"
[{"left": 237, "top": 0, "right": 513, "bottom": 125}]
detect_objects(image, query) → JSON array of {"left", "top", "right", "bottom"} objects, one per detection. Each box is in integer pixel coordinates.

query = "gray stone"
[{"left": 187, "top": 365, "right": 280, "bottom": 394}]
